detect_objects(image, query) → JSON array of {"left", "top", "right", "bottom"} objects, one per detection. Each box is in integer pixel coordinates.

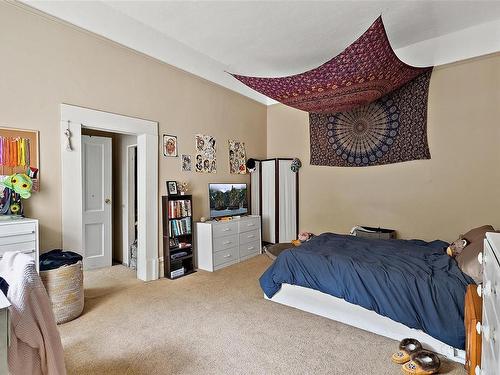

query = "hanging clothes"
[
  {"left": 26, "top": 138, "right": 30, "bottom": 167},
  {"left": 19, "top": 139, "right": 25, "bottom": 167},
  {"left": 0, "top": 252, "right": 67, "bottom": 375},
  {"left": 10, "top": 139, "right": 16, "bottom": 168}
]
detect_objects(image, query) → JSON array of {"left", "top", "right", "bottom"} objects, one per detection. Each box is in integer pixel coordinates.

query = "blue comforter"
[{"left": 260, "top": 233, "right": 474, "bottom": 349}]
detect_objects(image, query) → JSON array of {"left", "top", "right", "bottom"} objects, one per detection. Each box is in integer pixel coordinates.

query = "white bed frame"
[{"left": 266, "top": 283, "right": 465, "bottom": 364}]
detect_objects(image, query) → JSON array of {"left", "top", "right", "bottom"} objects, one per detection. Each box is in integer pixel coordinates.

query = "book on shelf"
[
  {"left": 169, "top": 217, "right": 192, "bottom": 237},
  {"left": 170, "top": 267, "right": 185, "bottom": 278},
  {"left": 168, "top": 199, "right": 192, "bottom": 218}
]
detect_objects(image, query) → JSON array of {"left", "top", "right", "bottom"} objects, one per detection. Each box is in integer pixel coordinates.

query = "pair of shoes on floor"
[{"left": 391, "top": 338, "right": 441, "bottom": 374}]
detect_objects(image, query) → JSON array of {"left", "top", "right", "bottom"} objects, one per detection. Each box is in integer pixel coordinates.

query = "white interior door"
[
  {"left": 82, "top": 135, "right": 112, "bottom": 269},
  {"left": 278, "top": 159, "right": 297, "bottom": 242}
]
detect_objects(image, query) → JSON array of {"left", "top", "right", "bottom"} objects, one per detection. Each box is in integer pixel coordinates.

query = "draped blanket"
[
  {"left": 260, "top": 233, "right": 474, "bottom": 349},
  {"left": 231, "top": 17, "right": 432, "bottom": 114}
]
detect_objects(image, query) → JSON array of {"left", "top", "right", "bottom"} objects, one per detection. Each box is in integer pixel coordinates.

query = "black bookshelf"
[{"left": 162, "top": 195, "right": 195, "bottom": 279}]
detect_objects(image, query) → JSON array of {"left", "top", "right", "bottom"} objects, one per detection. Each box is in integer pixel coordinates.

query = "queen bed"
[{"left": 260, "top": 233, "right": 476, "bottom": 363}]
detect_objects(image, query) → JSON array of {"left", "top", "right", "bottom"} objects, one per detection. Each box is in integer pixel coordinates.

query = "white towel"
[{"left": 0, "top": 252, "right": 66, "bottom": 375}]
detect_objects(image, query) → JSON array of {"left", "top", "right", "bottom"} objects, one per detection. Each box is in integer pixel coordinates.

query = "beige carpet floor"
[{"left": 59, "top": 255, "right": 466, "bottom": 375}]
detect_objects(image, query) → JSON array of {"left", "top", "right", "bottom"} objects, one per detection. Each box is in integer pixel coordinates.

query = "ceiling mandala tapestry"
[
  {"left": 309, "top": 70, "right": 432, "bottom": 167},
  {"left": 230, "top": 16, "right": 432, "bottom": 114}
]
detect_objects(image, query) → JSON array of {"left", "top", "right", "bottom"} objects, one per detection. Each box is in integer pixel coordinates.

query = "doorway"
[
  {"left": 81, "top": 128, "right": 138, "bottom": 270},
  {"left": 60, "top": 104, "right": 159, "bottom": 281}
]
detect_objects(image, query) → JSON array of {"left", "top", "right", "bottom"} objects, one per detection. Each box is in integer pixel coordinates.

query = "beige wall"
[
  {"left": 2, "top": 1, "right": 499, "bottom": 257},
  {"left": 267, "top": 53, "right": 500, "bottom": 242},
  {"left": 0, "top": 3, "right": 267, "bottom": 253}
]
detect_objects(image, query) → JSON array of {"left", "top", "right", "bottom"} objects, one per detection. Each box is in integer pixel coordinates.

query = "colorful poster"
[
  {"left": 195, "top": 134, "right": 216, "bottom": 173},
  {"left": 163, "top": 134, "right": 178, "bottom": 157},
  {"left": 181, "top": 154, "right": 192, "bottom": 172},
  {"left": 228, "top": 140, "right": 247, "bottom": 174}
]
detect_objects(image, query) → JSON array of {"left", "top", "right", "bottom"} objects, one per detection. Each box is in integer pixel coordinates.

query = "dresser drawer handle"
[
  {"left": 247, "top": 223, "right": 254, "bottom": 227},
  {"left": 0, "top": 231, "right": 35, "bottom": 238},
  {"left": 223, "top": 228, "right": 231, "bottom": 232},
  {"left": 479, "top": 281, "right": 493, "bottom": 297},
  {"left": 247, "top": 246, "right": 255, "bottom": 250},
  {"left": 223, "top": 254, "right": 231, "bottom": 258},
  {"left": 223, "top": 241, "right": 232, "bottom": 245},
  {"left": 247, "top": 235, "right": 255, "bottom": 238},
  {"left": 481, "top": 325, "right": 494, "bottom": 343}
]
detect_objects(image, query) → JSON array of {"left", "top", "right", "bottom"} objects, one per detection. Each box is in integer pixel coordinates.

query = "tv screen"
[{"left": 209, "top": 183, "right": 248, "bottom": 219}]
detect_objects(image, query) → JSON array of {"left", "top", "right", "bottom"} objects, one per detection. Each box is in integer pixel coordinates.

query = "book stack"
[
  {"left": 168, "top": 200, "right": 192, "bottom": 218},
  {"left": 170, "top": 217, "right": 192, "bottom": 237},
  {"left": 170, "top": 267, "right": 185, "bottom": 278}
]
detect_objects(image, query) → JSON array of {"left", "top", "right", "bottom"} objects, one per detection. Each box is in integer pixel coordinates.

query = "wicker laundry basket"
[{"left": 40, "top": 260, "right": 84, "bottom": 324}]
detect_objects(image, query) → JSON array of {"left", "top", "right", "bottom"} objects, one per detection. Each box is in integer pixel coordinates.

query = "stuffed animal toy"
[
  {"left": 0, "top": 173, "right": 33, "bottom": 216},
  {"left": 298, "top": 231, "right": 314, "bottom": 242},
  {"left": 2, "top": 173, "right": 33, "bottom": 199},
  {"left": 446, "top": 238, "right": 468, "bottom": 257}
]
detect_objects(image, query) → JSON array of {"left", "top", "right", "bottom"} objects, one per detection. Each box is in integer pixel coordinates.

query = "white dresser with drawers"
[
  {"left": 0, "top": 217, "right": 39, "bottom": 270},
  {"left": 477, "top": 232, "right": 500, "bottom": 375},
  {"left": 196, "top": 215, "right": 261, "bottom": 272}
]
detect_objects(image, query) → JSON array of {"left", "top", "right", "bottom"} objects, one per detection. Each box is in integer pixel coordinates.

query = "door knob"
[{"left": 105, "top": 198, "right": 112, "bottom": 204}]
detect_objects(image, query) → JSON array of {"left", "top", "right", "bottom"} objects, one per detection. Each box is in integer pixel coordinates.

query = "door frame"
[
  {"left": 60, "top": 104, "right": 159, "bottom": 281},
  {"left": 124, "top": 144, "right": 137, "bottom": 267}
]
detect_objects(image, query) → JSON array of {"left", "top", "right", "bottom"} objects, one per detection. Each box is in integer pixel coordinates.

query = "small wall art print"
[
  {"left": 228, "top": 140, "right": 247, "bottom": 174},
  {"left": 195, "top": 134, "right": 216, "bottom": 173},
  {"left": 181, "top": 154, "right": 192, "bottom": 172},
  {"left": 163, "top": 134, "right": 178, "bottom": 157}
]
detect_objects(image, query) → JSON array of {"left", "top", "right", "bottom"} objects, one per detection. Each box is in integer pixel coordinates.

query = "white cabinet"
[
  {"left": 196, "top": 216, "right": 261, "bottom": 271},
  {"left": 479, "top": 233, "right": 500, "bottom": 375},
  {"left": 0, "top": 218, "right": 39, "bottom": 270}
]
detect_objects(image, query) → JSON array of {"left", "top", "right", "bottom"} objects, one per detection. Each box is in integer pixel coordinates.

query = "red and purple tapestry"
[
  {"left": 309, "top": 70, "right": 432, "bottom": 167},
  {"left": 231, "top": 17, "right": 432, "bottom": 114}
]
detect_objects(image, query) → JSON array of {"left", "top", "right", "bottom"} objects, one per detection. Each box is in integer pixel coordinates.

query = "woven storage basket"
[{"left": 40, "top": 261, "right": 84, "bottom": 324}]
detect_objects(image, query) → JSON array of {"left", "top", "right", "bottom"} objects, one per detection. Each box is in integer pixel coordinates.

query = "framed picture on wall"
[
  {"left": 166, "top": 180, "right": 178, "bottom": 195},
  {"left": 163, "top": 134, "right": 178, "bottom": 157}
]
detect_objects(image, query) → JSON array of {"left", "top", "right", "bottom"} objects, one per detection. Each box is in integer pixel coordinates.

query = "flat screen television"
[{"left": 209, "top": 183, "right": 248, "bottom": 219}]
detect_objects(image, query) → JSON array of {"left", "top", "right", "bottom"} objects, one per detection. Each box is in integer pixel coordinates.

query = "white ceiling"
[{"left": 22, "top": 1, "right": 500, "bottom": 105}]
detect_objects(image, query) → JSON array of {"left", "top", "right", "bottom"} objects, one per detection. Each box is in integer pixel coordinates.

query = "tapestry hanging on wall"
[
  {"left": 195, "top": 134, "right": 217, "bottom": 173},
  {"left": 228, "top": 140, "right": 247, "bottom": 174},
  {"left": 230, "top": 16, "right": 432, "bottom": 114},
  {"left": 309, "top": 70, "right": 432, "bottom": 167}
]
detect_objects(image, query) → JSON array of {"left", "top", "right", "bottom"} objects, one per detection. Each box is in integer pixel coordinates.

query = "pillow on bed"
[{"left": 455, "top": 225, "right": 497, "bottom": 283}]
